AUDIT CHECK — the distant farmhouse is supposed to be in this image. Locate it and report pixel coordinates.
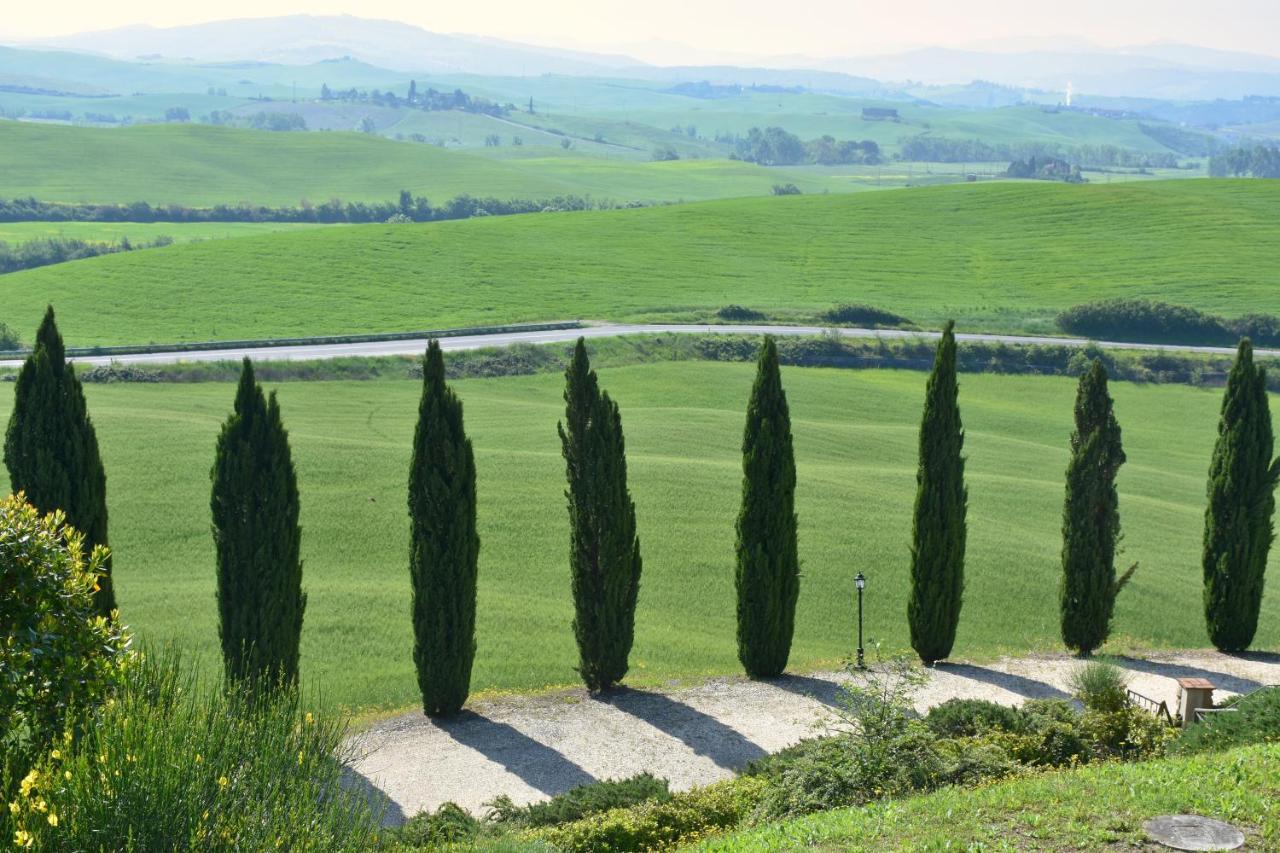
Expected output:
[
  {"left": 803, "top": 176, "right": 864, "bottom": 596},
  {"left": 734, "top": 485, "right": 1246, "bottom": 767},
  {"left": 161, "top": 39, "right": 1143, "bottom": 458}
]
[{"left": 862, "top": 107, "right": 899, "bottom": 121}]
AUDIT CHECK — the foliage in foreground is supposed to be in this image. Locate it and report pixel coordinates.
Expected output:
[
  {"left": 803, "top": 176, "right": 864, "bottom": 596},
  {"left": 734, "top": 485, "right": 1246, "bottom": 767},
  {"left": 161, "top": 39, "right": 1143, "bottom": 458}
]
[
  {"left": 3, "top": 307, "right": 115, "bottom": 615},
  {"left": 0, "top": 494, "right": 131, "bottom": 793},
  {"left": 1202, "top": 340, "right": 1279, "bottom": 652},
  {"left": 735, "top": 337, "right": 800, "bottom": 679},
  {"left": 1172, "top": 686, "right": 1280, "bottom": 755},
  {"left": 559, "top": 339, "right": 643, "bottom": 692},
  {"left": 211, "top": 359, "right": 306, "bottom": 686},
  {"left": 698, "top": 743, "right": 1280, "bottom": 851},
  {"left": 1, "top": 654, "right": 381, "bottom": 851},
  {"left": 908, "top": 322, "right": 967, "bottom": 664},
  {"left": 409, "top": 341, "right": 480, "bottom": 716}
]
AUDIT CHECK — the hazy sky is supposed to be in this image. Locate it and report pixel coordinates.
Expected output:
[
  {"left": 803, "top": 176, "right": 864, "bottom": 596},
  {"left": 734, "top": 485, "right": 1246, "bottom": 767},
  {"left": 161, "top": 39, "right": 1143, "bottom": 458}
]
[{"left": 5, "top": 0, "right": 1279, "bottom": 62}]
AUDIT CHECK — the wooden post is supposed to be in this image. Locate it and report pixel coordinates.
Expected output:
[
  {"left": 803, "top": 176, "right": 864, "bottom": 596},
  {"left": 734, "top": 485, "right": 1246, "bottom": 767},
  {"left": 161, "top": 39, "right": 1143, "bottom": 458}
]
[{"left": 1176, "top": 677, "right": 1215, "bottom": 728}]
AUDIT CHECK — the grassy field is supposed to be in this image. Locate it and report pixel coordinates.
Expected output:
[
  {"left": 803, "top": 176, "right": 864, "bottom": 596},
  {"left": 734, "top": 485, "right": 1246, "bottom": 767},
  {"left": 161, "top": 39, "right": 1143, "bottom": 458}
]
[
  {"left": 699, "top": 743, "right": 1280, "bottom": 850},
  {"left": 0, "top": 221, "right": 328, "bottom": 245},
  {"left": 1, "top": 361, "right": 1274, "bottom": 712},
  {"left": 0, "top": 121, "right": 867, "bottom": 206},
  {"left": 5, "top": 179, "right": 1276, "bottom": 347}
]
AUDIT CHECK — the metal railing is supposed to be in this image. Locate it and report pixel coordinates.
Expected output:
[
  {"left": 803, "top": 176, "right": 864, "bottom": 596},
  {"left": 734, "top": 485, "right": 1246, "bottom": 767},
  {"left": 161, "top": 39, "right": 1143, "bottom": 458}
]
[{"left": 1127, "top": 688, "right": 1176, "bottom": 726}]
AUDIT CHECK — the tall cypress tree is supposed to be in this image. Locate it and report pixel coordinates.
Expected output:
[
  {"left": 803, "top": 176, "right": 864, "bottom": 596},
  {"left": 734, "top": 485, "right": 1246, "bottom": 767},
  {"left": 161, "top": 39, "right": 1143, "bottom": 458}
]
[
  {"left": 735, "top": 337, "right": 799, "bottom": 679},
  {"left": 908, "top": 321, "right": 967, "bottom": 665},
  {"left": 211, "top": 359, "right": 306, "bottom": 687},
  {"left": 4, "top": 306, "right": 114, "bottom": 616},
  {"left": 1060, "top": 359, "right": 1136, "bottom": 656},
  {"left": 1202, "top": 339, "right": 1279, "bottom": 652},
  {"left": 559, "top": 338, "right": 642, "bottom": 692},
  {"left": 409, "top": 341, "right": 479, "bottom": 716}
]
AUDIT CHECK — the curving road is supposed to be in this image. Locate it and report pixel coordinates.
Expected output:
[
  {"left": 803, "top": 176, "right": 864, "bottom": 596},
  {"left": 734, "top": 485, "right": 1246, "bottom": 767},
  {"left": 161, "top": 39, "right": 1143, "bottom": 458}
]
[{"left": 2, "top": 324, "right": 1276, "bottom": 368}]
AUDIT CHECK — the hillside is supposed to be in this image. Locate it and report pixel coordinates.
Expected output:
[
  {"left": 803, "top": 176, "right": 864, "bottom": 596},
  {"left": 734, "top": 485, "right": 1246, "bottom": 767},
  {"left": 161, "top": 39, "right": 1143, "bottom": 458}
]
[
  {"left": 0, "top": 121, "right": 864, "bottom": 205},
  {"left": 5, "top": 180, "right": 1276, "bottom": 347}
]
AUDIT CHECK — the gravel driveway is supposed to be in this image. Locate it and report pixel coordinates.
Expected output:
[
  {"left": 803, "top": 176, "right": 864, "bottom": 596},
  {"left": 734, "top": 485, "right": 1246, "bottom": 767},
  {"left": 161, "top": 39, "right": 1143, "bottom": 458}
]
[{"left": 344, "top": 651, "right": 1280, "bottom": 823}]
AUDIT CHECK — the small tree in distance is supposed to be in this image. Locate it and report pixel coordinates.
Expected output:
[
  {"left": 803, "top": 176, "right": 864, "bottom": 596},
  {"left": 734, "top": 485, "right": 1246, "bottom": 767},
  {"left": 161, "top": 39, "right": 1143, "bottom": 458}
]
[
  {"left": 1202, "top": 339, "right": 1279, "bottom": 652},
  {"left": 736, "top": 337, "right": 800, "bottom": 679},
  {"left": 908, "top": 321, "right": 967, "bottom": 666},
  {"left": 559, "top": 338, "right": 642, "bottom": 692},
  {"left": 211, "top": 359, "right": 306, "bottom": 687},
  {"left": 3, "top": 306, "right": 115, "bottom": 616},
  {"left": 1060, "top": 359, "right": 1137, "bottom": 656},
  {"left": 409, "top": 341, "right": 480, "bottom": 716}
]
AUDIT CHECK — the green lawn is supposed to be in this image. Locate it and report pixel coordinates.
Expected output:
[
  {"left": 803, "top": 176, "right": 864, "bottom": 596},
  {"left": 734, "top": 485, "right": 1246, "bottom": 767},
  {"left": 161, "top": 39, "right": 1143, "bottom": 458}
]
[
  {"left": 5, "top": 180, "right": 1276, "bottom": 347},
  {"left": 1, "top": 362, "right": 1274, "bottom": 712},
  {"left": 697, "top": 743, "right": 1280, "bottom": 850},
  {"left": 0, "top": 221, "right": 328, "bottom": 245}
]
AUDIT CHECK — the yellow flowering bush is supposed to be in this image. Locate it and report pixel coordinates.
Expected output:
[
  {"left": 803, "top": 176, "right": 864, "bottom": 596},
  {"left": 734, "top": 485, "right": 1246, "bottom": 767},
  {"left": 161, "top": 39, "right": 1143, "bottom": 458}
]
[{"left": 1, "top": 494, "right": 132, "bottom": 794}]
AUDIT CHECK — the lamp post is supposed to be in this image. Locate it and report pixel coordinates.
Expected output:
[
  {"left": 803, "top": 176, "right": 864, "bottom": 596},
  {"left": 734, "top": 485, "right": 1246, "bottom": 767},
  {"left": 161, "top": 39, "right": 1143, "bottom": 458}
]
[{"left": 855, "top": 573, "right": 866, "bottom": 669}]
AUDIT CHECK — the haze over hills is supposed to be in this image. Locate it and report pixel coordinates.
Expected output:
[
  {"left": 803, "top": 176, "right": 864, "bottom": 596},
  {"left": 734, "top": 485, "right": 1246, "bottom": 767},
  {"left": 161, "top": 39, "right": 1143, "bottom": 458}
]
[{"left": 7, "top": 14, "right": 1280, "bottom": 99}]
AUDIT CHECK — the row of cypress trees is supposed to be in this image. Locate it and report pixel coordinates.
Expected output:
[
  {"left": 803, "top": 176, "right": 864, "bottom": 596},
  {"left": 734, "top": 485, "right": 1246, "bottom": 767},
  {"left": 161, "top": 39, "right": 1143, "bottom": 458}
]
[{"left": 4, "top": 311, "right": 1276, "bottom": 708}]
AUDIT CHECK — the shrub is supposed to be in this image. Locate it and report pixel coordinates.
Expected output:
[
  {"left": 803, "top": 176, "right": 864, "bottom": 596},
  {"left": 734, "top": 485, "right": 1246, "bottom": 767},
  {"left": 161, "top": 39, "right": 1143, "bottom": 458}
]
[
  {"left": 79, "top": 363, "right": 162, "bottom": 383},
  {"left": 925, "top": 699, "right": 1027, "bottom": 738},
  {"left": 821, "top": 304, "right": 912, "bottom": 327},
  {"left": 1230, "top": 313, "right": 1280, "bottom": 347},
  {"left": 0, "top": 494, "right": 132, "bottom": 792},
  {"left": 525, "top": 776, "right": 767, "bottom": 852},
  {"left": 398, "top": 802, "right": 482, "bottom": 846},
  {"left": 1056, "top": 299, "right": 1230, "bottom": 345},
  {"left": 487, "top": 773, "right": 671, "bottom": 827},
  {"left": 933, "top": 737, "right": 1023, "bottom": 786},
  {"left": 1172, "top": 686, "right": 1280, "bottom": 755},
  {"left": 0, "top": 321, "right": 19, "bottom": 350},
  {"left": 1, "top": 653, "right": 381, "bottom": 850},
  {"left": 1081, "top": 706, "right": 1174, "bottom": 760},
  {"left": 1067, "top": 661, "right": 1131, "bottom": 713},
  {"left": 715, "top": 305, "right": 766, "bottom": 322}
]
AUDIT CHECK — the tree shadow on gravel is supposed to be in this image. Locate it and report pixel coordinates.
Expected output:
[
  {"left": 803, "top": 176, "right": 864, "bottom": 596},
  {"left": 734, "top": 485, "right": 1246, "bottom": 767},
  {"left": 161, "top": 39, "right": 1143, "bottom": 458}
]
[
  {"left": 936, "top": 663, "right": 1072, "bottom": 701},
  {"left": 340, "top": 765, "right": 408, "bottom": 826},
  {"left": 767, "top": 673, "right": 847, "bottom": 710},
  {"left": 1109, "top": 656, "right": 1266, "bottom": 696},
  {"left": 600, "top": 687, "right": 768, "bottom": 771},
  {"left": 435, "top": 711, "right": 597, "bottom": 797}
]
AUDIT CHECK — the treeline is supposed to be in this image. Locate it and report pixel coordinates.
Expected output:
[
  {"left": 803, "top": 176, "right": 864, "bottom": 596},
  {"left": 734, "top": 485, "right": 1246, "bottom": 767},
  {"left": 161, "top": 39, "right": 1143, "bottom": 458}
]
[
  {"left": 1057, "top": 299, "right": 1280, "bottom": 348},
  {"left": 321, "top": 81, "right": 512, "bottom": 116},
  {"left": 0, "top": 235, "right": 173, "bottom": 275},
  {"left": 899, "top": 135, "right": 1181, "bottom": 168},
  {"left": 0, "top": 191, "right": 641, "bottom": 225},
  {"left": 1006, "top": 156, "right": 1085, "bottom": 183},
  {"left": 1209, "top": 145, "right": 1280, "bottom": 178},
  {"left": 204, "top": 111, "right": 308, "bottom": 132},
  {"left": 724, "top": 126, "right": 881, "bottom": 165}
]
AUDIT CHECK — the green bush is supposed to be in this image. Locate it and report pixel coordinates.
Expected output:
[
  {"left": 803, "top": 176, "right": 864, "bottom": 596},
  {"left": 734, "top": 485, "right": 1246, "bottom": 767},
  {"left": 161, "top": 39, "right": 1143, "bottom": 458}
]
[
  {"left": 933, "top": 737, "right": 1023, "bottom": 786},
  {"left": 925, "top": 699, "right": 1027, "bottom": 737},
  {"left": 0, "top": 321, "right": 19, "bottom": 351},
  {"left": 1056, "top": 299, "right": 1232, "bottom": 345},
  {"left": 1081, "top": 706, "right": 1174, "bottom": 760},
  {"left": 821, "top": 304, "right": 912, "bottom": 327},
  {"left": 0, "top": 494, "right": 132, "bottom": 794},
  {"left": 525, "top": 776, "right": 767, "bottom": 852},
  {"left": 1172, "top": 687, "right": 1280, "bottom": 755},
  {"left": 487, "top": 773, "right": 671, "bottom": 828},
  {"left": 1, "top": 652, "right": 382, "bottom": 850},
  {"left": 397, "top": 802, "right": 482, "bottom": 847},
  {"left": 716, "top": 305, "right": 766, "bottom": 322},
  {"left": 1067, "top": 661, "right": 1131, "bottom": 713}
]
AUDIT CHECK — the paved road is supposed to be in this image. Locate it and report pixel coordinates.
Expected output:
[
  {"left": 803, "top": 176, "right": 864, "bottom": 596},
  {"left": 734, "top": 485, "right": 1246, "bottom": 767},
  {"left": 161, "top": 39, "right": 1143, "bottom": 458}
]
[{"left": 4, "top": 324, "right": 1276, "bottom": 368}]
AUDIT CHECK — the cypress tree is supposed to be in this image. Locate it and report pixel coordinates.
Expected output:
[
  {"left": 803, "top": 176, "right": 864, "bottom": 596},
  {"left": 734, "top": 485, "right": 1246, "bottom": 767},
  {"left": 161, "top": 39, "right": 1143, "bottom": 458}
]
[
  {"left": 409, "top": 341, "right": 479, "bottom": 716},
  {"left": 211, "top": 359, "right": 306, "bottom": 687},
  {"left": 558, "top": 338, "right": 642, "bottom": 692},
  {"left": 908, "top": 321, "right": 967, "bottom": 665},
  {"left": 1060, "top": 359, "right": 1136, "bottom": 656},
  {"left": 4, "top": 306, "right": 114, "bottom": 616},
  {"left": 1202, "top": 339, "right": 1279, "bottom": 652},
  {"left": 735, "top": 337, "right": 799, "bottom": 679}
]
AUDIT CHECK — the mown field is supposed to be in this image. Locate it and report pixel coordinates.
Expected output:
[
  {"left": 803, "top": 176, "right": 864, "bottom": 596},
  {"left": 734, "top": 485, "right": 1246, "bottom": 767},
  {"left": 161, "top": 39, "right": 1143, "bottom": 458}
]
[
  {"left": 0, "top": 121, "right": 863, "bottom": 206},
  {"left": 4, "top": 179, "right": 1276, "bottom": 347},
  {"left": 1, "top": 361, "right": 1274, "bottom": 712},
  {"left": 0, "top": 221, "right": 327, "bottom": 244}
]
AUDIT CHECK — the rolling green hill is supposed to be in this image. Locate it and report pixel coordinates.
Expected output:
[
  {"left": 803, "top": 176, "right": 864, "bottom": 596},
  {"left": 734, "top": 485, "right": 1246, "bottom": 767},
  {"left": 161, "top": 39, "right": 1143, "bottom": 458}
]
[
  {"left": 5, "top": 180, "right": 1276, "bottom": 347},
  {"left": 0, "top": 120, "right": 872, "bottom": 206},
  {"left": 0, "top": 363, "right": 1273, "bottom": 710}
]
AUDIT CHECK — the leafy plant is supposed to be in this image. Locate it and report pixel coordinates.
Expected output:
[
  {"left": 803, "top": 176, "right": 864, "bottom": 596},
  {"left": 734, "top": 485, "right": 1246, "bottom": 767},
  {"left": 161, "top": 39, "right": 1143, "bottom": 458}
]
[
  {"left": 1172, "top": 686, "right": 1280, "bottom": 755},
  {"left": 925, "top": 698, "right": 1027, "bottom": 737},
  {"left": 486, "top": 774, "right": 671, "bottom": 828},
  {"left": 820, "top": 304, "right": 911, "bottom": 327},
  {"left": 1067, "top": 661, "right": 1131, "bottom": 713}
]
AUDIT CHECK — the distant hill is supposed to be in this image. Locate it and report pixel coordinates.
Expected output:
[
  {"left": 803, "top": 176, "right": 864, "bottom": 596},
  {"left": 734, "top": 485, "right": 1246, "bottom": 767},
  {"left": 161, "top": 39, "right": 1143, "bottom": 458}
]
[{"left": 17, "top": 15, "right": 645, "bottom": 76}]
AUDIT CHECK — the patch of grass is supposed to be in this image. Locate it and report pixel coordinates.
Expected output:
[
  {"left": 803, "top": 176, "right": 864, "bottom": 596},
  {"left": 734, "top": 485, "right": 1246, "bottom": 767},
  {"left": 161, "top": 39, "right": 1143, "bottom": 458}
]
[
  {"left": 696, "top": 743, "right": 1280, "bottom": 850},
  {"left": 0, "top": 362, "right": 1275, "bottom": 712},
  {"left": 6, "top": 180, "right": 1279, "bottom": 346}
]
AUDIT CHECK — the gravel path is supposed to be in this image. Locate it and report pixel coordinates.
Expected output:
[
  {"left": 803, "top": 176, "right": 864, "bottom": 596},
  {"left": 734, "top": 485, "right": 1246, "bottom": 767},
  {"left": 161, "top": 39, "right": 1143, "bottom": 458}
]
[{"left": 344, "top": 651, "right": 1280, "bottom": 823}]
